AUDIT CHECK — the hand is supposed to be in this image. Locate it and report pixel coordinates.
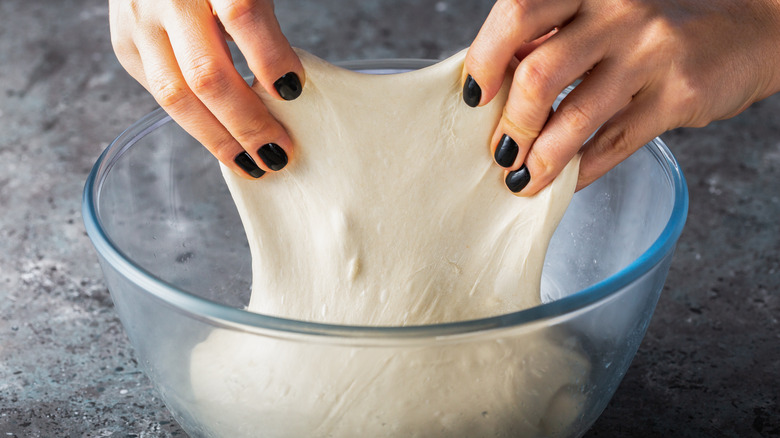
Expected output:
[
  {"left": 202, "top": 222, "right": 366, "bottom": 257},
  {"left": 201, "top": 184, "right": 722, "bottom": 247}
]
[
  {"left": 464, "top": 0, "right": 780, "bottom": 195},
  {"left": 109, "top": 0, "right": 304, "bottom": 179}
]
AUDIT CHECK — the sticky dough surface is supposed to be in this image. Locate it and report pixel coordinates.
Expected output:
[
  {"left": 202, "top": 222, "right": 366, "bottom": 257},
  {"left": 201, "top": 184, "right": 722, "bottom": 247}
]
[
  {"left": 188, "top": 50, "right": 587, "bottom": 438},
  {"left": 221, "top": 49, "right": 580, "bottom": 326}
]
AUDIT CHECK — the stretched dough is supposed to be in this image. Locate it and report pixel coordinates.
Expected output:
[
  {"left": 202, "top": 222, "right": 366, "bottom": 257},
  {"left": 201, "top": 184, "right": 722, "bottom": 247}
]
[
  {"left": 187, "top": 50, "right": 587, "bottom": 438},
  {"left": 221, "top": 49, "right": 580, "bottom": 326}
]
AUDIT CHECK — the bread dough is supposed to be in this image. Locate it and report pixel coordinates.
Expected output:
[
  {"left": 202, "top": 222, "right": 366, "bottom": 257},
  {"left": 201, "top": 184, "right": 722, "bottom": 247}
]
[
  {"left": 188, "top": 327, "right": 590, "bottom": 438},
  {"left": 221, "top": 49, "right": 580, "bottom": 326},
  {"left": 187, "top": 49, "right": 588, "bottom": 437}
]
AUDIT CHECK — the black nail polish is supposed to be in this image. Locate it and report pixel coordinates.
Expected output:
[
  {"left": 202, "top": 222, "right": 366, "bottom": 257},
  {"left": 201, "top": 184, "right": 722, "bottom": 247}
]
[
  {"left": 506, "top": 164, "right": 531, "bottom": 193},
  {"left": 495, "top": 134, "right": 519, "bottom": 168},
  {"left": 234, "top": 152, "right": 266, "bottom": 178},
  {"left": 257, "top": 143, "right": 288, "bottom": 171},
  {"left": 274, "top": 72, "right": 302, "bottom": 101},
  {"left": 463, "top": 74, "right": 481, "bottom": 108}
]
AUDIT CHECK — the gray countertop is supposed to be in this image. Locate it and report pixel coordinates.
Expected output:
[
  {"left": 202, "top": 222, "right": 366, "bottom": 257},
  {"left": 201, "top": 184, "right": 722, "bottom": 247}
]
[{"left": 1, "top": 1, "right": 777, "bottom": 436}]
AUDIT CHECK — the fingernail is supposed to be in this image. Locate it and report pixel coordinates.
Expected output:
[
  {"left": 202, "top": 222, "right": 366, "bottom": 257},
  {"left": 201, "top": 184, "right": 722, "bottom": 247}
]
[
  {"left": 274, "top": 72, "right": 302, "bottom": 101},
  {"left": 494, "top": 134, "right": 519, "bottom": 168},
  {"left": 463, "top": 74, "right": 481, "bottom": 107},
  {"left": 257, "top": 143, "right": 288, "bottom": 171},
  {"left": 234, "top": 151, "right": 266, "bottom": 178},
  {"left": 506, "top": 164, "right": 531, "bottom": 193}
]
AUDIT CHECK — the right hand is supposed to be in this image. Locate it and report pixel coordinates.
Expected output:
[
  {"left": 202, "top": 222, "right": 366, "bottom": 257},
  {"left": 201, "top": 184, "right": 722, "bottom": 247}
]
[
  {"left": 464, "top": 0, "right": 780, "bottom": 195},
  {"left": 109, "top": 0, "right": 304, "bottom": 179}
]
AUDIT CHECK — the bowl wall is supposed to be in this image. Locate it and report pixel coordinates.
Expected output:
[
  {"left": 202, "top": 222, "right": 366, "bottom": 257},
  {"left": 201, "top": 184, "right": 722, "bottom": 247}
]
[{"left": 84, "top": 69, "right": 687, "bottom": 437}]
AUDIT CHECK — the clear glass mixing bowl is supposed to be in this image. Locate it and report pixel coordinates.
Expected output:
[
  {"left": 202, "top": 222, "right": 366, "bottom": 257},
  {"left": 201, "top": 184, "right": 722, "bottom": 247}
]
[{"left": 83, "top": 60, "right": 688, "bottom": 438}]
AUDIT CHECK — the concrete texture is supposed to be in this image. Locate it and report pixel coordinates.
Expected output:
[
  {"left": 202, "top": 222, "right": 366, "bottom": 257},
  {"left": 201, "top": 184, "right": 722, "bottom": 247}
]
[{"left": 0, "top": 0, "right": 777, "bottom": 436}]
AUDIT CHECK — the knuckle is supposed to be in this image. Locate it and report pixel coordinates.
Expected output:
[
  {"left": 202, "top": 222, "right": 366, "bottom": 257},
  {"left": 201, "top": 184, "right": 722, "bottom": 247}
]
[
  {"left": 150, "top": 77, "right": 190, "bottom": 109},
  {"left": 671, "top": 85, "right": 703, "bottom": 126},
  {"left": 530, "top": 151, "right": 555, "bottom": 176},
  {"left": 556, "top": 101, "right": 595, "bottom": 136},
  {"left": 637, "top": 13, "right": 686, "bottom": 61},
  {"left": 185, "top": 56, "right": 229, "bottom": 96},
  {"left": 656, "top": 66, "right": 708, "bottom": 128},
  {"left": 234, "top": 115, "right": 276, "bottom": 145},
  {"left": 110, "top": 36, "right": 136, "bottom": 64},
  {"left": 596, "top": 125, "right": 633, "bottom": 158},
  {"left": 502, "top": 0, "right": 531, "bottom": 19},
  {"left": 633, "top": 11, "right": 711, "bottom": 128},
  {"left": 515, "top": 59, "right": 557, "bottom": 102},
  {"left": 109, "top": 31, "right": 124, "bottom": 52},
  {"left": 211, "top": 136, "right": 241, "bottom": 159},
  {"left": 219, "top": 0, "right": 260, "bottom": 24},
  {"left": 672, "top": 78, "right": 707, "bottom": 125},
  {"left": 128, "top": 0, "right": 142, "bottom": 21},
  {"left": 645, "top": 16, "right": 678, "bottom": 42},
  {"left": 501, "top": 111, "right": 541, "bottom": 142},
  {"left": 109, "top": 2, "right": 142, "bottom": 56}
]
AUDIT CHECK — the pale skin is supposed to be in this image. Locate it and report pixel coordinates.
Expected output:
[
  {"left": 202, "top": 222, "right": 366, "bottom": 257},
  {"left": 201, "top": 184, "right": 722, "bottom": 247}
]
[
  {"left": 110, "top": 0, "right": 780, "bottom": 193},
  {"left": 109, "top": 0, "right": 304, "bottom": 178}
]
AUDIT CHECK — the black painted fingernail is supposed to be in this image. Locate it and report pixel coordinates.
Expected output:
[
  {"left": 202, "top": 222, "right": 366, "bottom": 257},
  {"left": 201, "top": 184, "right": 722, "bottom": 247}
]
[
  {"left": 463, "top": 74, "right": 481, "bottom": 107},
  {"left": 274, "top": 72, "right": 302, "bottom": 101},
  {"left": 506, "top": 164, "right": 531, "bottom": 193},
  {"left": 234, "top": 152, "right": 266, "bottom": 178},
  {"left": 495, "top": 134, "right": 519, "bottom": 168},
  {"left": 257, "top": 143, "right": 288, "bottom": 171}
]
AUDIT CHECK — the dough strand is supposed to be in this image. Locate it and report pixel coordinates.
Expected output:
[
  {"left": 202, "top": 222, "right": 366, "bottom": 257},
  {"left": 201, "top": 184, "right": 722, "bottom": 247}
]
[{"left": 220, "top": 48, "right": 580, "bottom": 326}]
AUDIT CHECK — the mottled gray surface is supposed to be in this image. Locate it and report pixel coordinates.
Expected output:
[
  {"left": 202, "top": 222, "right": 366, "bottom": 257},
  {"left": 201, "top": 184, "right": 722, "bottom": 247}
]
[{"left": 0, "top": 0, "right": 778, "bottom": 437}]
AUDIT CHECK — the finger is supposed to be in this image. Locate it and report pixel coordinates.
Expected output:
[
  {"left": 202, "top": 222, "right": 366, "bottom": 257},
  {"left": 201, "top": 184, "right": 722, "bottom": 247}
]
[
  {"left": 211, "top": 0, "right": 305, "bottom": 101},
  {"left": 111, "top": 39, "right": 144, "bottom": 85},
  {"left": 108, "top": 0, "right": 145, "bottom": 81},
  {"left": 576, "top": 91, "right": 668, "bottom": 191},
  {"left": 463, "top": 0, "right": 581, "bottom": 107},
  {"left": 491, "top": 18, "right": 608, "bottom": 179},
  {"left": 508, "top": 58, "right": 643, "bottom": 196},
  {"left": 165, "top": 3, "right": 293, "bottom": 172},
  {"left": 135, "top": 28, "right": 264, "bottom": 180},
  {"left": 514, "top": 29, "right": 557, "bottom": 61}
]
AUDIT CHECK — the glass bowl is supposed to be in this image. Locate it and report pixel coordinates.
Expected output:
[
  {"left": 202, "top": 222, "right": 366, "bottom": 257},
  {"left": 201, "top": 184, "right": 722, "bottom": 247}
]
[{"left": 82, "top": 60, "right": 688, "bottom": 438}]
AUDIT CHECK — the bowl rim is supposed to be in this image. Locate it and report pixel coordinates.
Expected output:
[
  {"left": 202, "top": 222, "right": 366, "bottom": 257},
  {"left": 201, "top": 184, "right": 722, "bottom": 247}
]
[{"left": 82, "top": 60, "right": 689, "bottom": 340}]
